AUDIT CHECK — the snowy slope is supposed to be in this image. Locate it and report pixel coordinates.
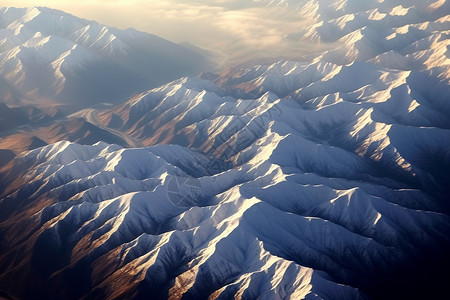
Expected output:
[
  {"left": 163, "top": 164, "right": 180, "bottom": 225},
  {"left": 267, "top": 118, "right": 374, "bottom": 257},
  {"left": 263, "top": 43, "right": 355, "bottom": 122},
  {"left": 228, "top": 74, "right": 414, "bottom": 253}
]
[
  {"left": 0, "top": 7, "right": 212, "bottom": 106},
  {"left": 1, "top": 1, "right": 450, "bottom": 299}
]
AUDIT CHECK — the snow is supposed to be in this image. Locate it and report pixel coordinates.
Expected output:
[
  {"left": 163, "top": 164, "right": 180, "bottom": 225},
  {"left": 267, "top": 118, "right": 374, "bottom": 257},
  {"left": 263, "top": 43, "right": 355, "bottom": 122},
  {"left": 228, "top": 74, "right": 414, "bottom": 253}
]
[
  {"left": 1, "top": 1, "right": 450, "bottom": 299},
  {"left": 0, "top": 7, "right": 212, "bottom": 105}
]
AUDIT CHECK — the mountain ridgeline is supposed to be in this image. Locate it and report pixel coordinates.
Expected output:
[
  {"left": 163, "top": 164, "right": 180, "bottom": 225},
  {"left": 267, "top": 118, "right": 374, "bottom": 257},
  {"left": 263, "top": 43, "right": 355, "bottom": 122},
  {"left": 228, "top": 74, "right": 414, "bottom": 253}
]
[
  {"left": 0, "top": 7, "right": 213, "bottom": 106},
  {"left": 0, "top": 0, "right": 450, "bottom": 299}
]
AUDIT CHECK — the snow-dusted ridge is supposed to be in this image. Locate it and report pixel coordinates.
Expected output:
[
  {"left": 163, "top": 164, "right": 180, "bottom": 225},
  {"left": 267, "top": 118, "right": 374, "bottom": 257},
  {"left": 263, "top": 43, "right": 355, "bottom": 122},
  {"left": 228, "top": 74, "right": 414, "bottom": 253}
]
[
  {"left": 1, "top": 1, "right": 450, "bottom": 299},
  {"left": 0, "top": 7, "right": 212, "bottom": 106}
]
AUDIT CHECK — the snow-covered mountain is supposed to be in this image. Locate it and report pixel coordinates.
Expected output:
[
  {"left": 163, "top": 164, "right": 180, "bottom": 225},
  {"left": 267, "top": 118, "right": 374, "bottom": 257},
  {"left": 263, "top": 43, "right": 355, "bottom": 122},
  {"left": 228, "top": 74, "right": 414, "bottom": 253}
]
[
  {"left": 1, "top": 1, "right": 450, "bottom": 299},
  {"left": 0, "top": 7, "right": 213, "bottom": 106}
]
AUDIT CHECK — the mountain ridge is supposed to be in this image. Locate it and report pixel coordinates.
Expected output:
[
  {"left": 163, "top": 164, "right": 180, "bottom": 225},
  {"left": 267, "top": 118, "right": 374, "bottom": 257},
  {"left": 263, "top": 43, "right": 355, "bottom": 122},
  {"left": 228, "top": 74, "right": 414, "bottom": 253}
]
[
  {"left": 0, "top": 1, "right": 450, "bottom": 299},
  {"left": 0, "top": 6, "right": 214, "bottom": 106}
]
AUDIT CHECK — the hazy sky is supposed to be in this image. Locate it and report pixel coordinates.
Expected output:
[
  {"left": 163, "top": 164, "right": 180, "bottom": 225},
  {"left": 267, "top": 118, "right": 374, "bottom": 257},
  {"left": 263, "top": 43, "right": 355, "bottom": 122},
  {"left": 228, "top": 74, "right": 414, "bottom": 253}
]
[{"left": 0, "top": 0, "right": 315, "bottom": 66}]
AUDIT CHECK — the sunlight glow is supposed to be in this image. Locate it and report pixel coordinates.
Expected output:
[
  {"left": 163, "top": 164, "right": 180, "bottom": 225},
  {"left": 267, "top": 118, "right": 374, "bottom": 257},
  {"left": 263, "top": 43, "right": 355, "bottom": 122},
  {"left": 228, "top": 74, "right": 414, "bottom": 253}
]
[{"left": 0, "top": 0, "right": 313, "bottom": 65}]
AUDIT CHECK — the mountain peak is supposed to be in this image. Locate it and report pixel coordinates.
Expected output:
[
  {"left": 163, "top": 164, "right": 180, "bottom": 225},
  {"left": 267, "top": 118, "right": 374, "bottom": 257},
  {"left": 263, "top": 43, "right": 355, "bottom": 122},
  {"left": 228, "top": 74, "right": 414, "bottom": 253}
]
[
  {"left": 0, "top": 1, "right": 449, "bottom": 299},
  {"left": 0, "top": 6, "right": 214, "bottom": 106}
]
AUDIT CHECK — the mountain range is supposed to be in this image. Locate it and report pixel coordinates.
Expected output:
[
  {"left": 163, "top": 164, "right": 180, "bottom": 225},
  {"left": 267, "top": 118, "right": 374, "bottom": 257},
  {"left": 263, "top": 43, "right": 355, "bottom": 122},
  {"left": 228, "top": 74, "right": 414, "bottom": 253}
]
[
  {"left": 0, "top": 6, "right": 213, "bottom": 106},
  {"left": 0, "top": 1, "right": 449, "bottom": 299}
]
